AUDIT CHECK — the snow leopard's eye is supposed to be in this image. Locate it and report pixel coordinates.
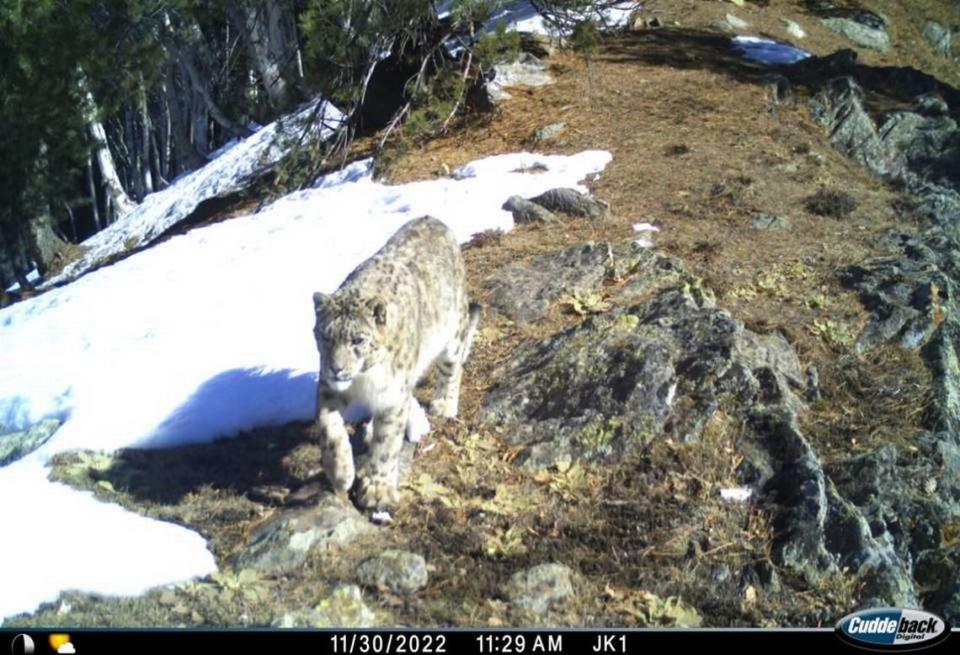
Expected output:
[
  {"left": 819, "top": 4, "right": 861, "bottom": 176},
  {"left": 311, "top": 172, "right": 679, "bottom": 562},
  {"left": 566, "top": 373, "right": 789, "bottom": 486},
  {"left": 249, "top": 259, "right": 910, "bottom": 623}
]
[{"left": 351, "top": 335, "right": 366, "bottom": 346}]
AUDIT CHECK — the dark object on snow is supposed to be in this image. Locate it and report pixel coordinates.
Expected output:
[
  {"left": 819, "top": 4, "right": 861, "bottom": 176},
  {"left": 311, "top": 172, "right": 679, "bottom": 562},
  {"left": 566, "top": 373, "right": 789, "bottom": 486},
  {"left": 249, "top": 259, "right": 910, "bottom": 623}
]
[
  {"left": 528, "top": 187, "right": 609, "bottom": 221},
  {"left": 502, "top": 195, "right": 561, "bottom": 225}
]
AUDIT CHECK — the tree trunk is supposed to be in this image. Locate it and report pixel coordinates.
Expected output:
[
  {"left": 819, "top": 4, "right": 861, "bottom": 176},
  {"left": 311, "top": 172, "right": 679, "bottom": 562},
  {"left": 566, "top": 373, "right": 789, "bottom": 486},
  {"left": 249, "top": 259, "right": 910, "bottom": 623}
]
[
  {"left": 165, "top": 64, "right": 206, "bottom": 174},
  {"left": 124, "top": 107, "right": 144, "bottom": 201},
  {"left": 80, "top": 77, "right": 139, "bottom": 221},
  {"left": 139, "top": 81, "right": 154, "bottom": 195},
  {"left": 229, "top": 0, "right": 301, "bottom": 111},
  {"left": 191, "top": 92, "right": 209, "bottom": 156},
  {"left": 86, "top": 155, "right": 102, "bottom": 232},
  {"left": 64, "top": 202, "right": 77, "bottom": 242},
  {"left": 91, "top": 116, "right": 139, "bottom": 218}
]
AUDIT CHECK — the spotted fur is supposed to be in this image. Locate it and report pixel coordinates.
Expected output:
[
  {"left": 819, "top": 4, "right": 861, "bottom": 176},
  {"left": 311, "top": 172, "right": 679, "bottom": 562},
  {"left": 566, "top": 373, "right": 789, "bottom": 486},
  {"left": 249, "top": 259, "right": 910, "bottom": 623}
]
[{"left": 312, "top": 216, "right": 480, "bottom": 512}]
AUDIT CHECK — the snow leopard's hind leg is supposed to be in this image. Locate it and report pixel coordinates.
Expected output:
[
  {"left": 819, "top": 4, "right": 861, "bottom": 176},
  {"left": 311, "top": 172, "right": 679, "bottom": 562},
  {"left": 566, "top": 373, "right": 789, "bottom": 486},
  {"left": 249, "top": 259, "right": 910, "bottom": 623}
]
[{"left": 431, "top": 301, "right": 481, "bottom": 419}]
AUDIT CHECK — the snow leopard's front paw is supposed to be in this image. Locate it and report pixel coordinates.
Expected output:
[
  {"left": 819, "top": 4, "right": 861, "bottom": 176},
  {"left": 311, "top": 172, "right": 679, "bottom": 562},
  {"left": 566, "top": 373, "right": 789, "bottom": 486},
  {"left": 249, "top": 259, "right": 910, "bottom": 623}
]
[
  {"left": 356, "top": 476, "right": 401, "bottom": 512},
  {"left": 429, "top": 398, "right": 458, "bottom": 419}
]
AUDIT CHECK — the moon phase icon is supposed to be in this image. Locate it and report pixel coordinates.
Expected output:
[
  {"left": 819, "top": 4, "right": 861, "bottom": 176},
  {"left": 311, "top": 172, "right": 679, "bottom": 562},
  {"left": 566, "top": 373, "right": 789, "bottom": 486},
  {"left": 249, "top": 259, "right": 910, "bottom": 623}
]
[{"left": 10, "top": 634, "right": 35, "bottom": 655}]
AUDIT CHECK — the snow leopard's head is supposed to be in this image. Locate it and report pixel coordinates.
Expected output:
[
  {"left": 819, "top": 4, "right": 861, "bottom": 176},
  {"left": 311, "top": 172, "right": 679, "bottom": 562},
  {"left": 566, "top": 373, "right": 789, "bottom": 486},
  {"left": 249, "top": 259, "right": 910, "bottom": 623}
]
[{"left": 313, "top": 291, "right": 388, "bottom": 391}]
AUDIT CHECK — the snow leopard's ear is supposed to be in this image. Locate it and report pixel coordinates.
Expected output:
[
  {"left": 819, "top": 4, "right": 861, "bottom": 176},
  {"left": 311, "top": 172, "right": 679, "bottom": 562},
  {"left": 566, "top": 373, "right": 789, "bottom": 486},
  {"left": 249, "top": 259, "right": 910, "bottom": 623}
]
[
  {"left": 368, "top": 297, "right": 388, "bottom": 326},
  {"left": 313, "top": 292, "right": 332, "bottom": 316}
]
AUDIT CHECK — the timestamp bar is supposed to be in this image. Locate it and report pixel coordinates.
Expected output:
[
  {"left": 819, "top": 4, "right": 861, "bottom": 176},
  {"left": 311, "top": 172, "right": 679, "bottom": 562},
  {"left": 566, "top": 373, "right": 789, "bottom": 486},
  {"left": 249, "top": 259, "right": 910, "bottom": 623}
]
[{"left": 4, "top": 627, "right": 958, "bottom": 655}]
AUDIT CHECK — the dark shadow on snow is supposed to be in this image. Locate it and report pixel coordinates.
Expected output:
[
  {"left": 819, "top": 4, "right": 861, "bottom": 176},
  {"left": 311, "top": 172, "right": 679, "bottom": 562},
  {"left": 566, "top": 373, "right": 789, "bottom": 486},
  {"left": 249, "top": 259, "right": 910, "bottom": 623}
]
[{"left": 83, "top": 367, "right": 324, "bottom": 506}]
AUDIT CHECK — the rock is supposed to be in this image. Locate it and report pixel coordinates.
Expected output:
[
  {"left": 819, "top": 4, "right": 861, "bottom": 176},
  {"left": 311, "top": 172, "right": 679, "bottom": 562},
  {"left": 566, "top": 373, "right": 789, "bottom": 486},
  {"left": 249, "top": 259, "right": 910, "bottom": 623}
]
[
  {"left": 356, "top": 550, "right": 428, "bottom": 595},
  {"left": 486, "top": 54, "right": 553, "bottom": 103},
  {"left": 0, "top": 418, "right": 61, "bottom": 466},
  {"left": 481, "top": 284, "right": 807, "bottom": 466},
  {"left": 747, "top": 411, "right": 835, "bottom": 582},
  {"left": 781, "top": 18, "right": 806, "bottom": 39},
  {"left": 821, "top": 14, "right": 890, "bottom": 52},
  {"left": 839, "top": 244, "right": 951, "bottom": 353},
  {"left": 502, "top": 196, "right": 561, "bottom": 226},
  {"left": 711, "top": 20, "right": 735, "bottom": 34},
  {"left": 798, "top": 45, "right": 960, "bottom": 616},
  {"left": 876, "top": 110, "right": 959, "bottom": 190},
  {"left": 916, "top": 93, "right": 950, "bottom": 117},
  {"left": 824, "top": 434, "right": 960, "bottom": 613},
  {"left": 725, "top": 13, "right": 749, "bottom": 30},
  {"left": 533, "top": 121, "right": 566, "bottom": 142},
  {"left": 824, "top": 477, "right": 917, "bottom": 608},
  {"left": 630, "top": 13, "right": 664, "bottom": 31},
  {"left": 751, "top": 213, "right": 790, "bottom": 230},
  {"left": 484, "top": 240, "right": 654, "bottom": 323},
  {"left": 503, "top": 563, "right": 574, "bottom": 615},
  {"left": 915, "top": 544, "right": 960, "bottom": 624},
  {"left": 923, "top": 21, "right": 952, "bottom": 57},
  {"left": 810, "top": 77, "right": 894, "bottom": 177},
  {"left": 528, "top": 188, "right": 609, "bottom": 221},
  {"left": 235, "top": 494, "right": 375, "bottom": 573},
  {"left": 273, "top": 584, "right": 375, "bottom": 627}
]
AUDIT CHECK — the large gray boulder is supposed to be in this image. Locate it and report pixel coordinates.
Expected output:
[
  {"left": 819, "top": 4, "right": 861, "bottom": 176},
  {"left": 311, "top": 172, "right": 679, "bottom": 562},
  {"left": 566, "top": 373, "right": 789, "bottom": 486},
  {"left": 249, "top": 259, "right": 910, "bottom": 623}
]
[{"left": 821, "top": 13, "right": 889, "bottom": 52}]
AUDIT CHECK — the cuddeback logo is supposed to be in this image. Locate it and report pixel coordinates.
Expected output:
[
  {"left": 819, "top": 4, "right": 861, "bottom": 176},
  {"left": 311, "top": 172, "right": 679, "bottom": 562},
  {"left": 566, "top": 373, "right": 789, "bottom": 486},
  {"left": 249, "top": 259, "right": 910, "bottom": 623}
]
[{"left": 836, "top": 608, "right": 950, "bottom": 651}]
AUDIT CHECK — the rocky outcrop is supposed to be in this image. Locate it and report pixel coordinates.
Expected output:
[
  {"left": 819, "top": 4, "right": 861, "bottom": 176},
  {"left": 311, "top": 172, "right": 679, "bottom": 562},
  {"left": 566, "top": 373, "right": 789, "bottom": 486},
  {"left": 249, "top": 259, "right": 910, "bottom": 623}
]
[
  {"left": 798, "top": 57, "right": 960, "bottom": 618},
  {"left": 810, "top": 74, "right": 959, "bottom": 189},
  {"left": 479, "top": 239, "right": 925, "bottom": 599}
]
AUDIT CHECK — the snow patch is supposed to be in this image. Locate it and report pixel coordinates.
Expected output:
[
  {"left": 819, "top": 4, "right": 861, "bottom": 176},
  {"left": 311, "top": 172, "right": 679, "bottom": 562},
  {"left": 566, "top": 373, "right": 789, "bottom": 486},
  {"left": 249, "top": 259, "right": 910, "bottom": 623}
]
[
  {"left": 438, "top": 1, "right": 639, "bottom": 55},
  {"left": 720, "top": 486, "right": 754, "bottom": 503},
  {"left": 732, "top": 36, "right": 811, "bottom": 65}
]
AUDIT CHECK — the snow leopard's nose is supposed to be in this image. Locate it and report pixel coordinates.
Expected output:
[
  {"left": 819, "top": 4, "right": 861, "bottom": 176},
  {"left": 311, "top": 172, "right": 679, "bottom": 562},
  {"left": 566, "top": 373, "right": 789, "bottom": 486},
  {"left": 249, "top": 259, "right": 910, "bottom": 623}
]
[{"left": 331, "top": 366, "right": 352, "bottom": 382}]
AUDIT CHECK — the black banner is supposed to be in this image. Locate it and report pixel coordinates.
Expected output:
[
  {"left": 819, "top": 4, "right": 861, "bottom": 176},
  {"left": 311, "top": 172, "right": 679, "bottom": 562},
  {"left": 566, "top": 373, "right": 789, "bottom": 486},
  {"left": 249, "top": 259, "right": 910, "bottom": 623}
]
[{"left": 3, "top": 629, "right": 959, "bottom": 655}]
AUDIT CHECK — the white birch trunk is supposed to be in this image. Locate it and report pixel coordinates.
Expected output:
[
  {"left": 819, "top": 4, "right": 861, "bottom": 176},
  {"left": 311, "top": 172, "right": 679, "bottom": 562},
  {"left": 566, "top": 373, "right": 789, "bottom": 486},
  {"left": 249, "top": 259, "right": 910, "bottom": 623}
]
[{"left": 80, "top": 79, "right": 138, "bottom": 220}]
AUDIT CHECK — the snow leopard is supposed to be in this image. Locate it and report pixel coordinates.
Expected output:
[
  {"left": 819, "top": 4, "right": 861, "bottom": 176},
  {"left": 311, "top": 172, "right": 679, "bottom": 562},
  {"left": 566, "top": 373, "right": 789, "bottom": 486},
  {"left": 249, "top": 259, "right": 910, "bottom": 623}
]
[{"left": 312, "top": 216, "right": 480, "bottom": 514}]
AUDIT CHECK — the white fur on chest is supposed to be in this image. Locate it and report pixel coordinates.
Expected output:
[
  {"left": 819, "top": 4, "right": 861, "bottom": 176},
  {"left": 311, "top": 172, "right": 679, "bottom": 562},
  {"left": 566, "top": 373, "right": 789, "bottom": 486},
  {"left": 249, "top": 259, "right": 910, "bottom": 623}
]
[{"left": 340, "top": 362, "right": 406, "bottom": 414}]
